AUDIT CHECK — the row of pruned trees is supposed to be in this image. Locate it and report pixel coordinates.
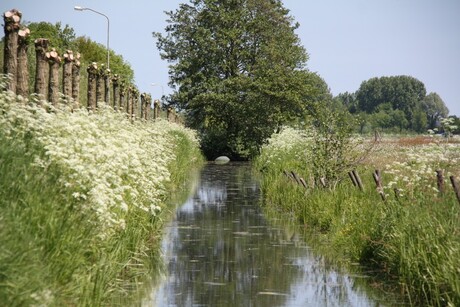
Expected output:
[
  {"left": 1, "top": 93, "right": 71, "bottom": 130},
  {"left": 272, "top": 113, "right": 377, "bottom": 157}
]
[{"left": 2, "top": 8, "right": 178, "bottom": 122}]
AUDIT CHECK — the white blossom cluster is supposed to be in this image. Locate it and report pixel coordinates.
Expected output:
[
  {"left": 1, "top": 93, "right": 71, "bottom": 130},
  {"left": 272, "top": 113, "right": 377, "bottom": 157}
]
[
  {"left": 384, "top": 141, "right": 460, "bottom": 198},
  {"left": 0, "top": 86, "right": 199, "bottom": 237},
  {"left": 257, "top": 126, "right": 312, "bottom": 169}
]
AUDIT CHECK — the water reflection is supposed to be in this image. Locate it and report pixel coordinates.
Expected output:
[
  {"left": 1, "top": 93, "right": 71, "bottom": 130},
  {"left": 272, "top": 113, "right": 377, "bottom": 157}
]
[{"left": 146, "top": 162, "right": 388, "bottom": 306}]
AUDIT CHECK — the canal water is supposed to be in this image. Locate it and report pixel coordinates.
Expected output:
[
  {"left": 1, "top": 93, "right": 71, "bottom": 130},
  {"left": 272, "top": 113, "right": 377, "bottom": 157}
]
[{"left": 145, "top": 162, "right": 394, "bottom": 306}]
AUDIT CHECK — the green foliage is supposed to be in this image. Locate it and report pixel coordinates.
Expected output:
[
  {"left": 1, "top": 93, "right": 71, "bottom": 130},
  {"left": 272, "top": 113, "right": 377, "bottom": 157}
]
[
  {"left": 308, "top": 109, "right": 360, "bottom": 187},
  {"left": 154, "top": 0, "right": 322, "bottom": 159},
  {"left": 356, "top": 75, "right": 427, "bottom": 129},
  {"left": 74, "top": 36, "right": 134, "bottom": 82},
  {"left": 449, "top": 115, "right": 460, "bottom": 135},
  {"left": 334, "top": 91, "right": 358, "bottom": 113},
  {"left": 27, "top": 21, "right": 77, "bottom": 51},
  {"left": 256, "top": 108, "right": 363, "bottom": 189},
  {"left": 336, "top": 76, "right": 451, "bottom": 134},
  {"left": 422, "top": 92, "right": 449, "bottom": 129}
]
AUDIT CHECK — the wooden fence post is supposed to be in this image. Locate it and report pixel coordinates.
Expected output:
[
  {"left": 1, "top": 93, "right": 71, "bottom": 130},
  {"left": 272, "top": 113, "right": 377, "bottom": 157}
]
[
  {"left": 348, "top": 171, "right": 358, "bottom": 187},
  {"left": 291, "top": 171, "right": 301, "bottom": 185},
  {"left": 436, "top": 170, "right": 445, "bottom": 195},
  {"left": 372, "top": 169, "right": 386, "bottom": 201},
  {"left": 34, "top": 38, "right": 49, "bottom": 100},
  {"left": 352, "top": 170, "right": 364, "bottom": 191},
  {"left": 16, "top": 26, "right": 30, "bottom": 97},
  {"left": 47, "top": 48, "right": 61, "bottom": 106},
  {"left": 71, "top": 52, "right": 81, "bottom": 107},
  {"left": 3, "top": 9, "right": 21, "bottom": 93},
  {"left": 450, "top": 176, "right": 460, "bottom": 205},
  {"left": 299, "top": 178, "right": 308, "bottom": 189}
]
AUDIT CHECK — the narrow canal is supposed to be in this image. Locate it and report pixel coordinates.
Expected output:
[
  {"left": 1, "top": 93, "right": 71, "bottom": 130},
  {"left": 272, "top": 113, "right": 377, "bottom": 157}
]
[{"left": 146, "top": 162, "right": 394, "bottom": 306}]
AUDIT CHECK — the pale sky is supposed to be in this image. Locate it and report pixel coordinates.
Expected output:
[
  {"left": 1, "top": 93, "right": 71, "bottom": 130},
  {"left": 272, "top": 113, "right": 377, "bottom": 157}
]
[{"left": 2, "top": 0, "right": 459, "bottom": 115}]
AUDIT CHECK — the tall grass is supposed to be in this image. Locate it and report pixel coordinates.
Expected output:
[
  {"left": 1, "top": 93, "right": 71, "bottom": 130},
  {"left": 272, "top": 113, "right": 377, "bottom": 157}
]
[
  {"left": 255, "top": 126, "right": 460, "bottom": 306},
  {"left": 0, "top": 78, "right": 203, "bottom": 306}
]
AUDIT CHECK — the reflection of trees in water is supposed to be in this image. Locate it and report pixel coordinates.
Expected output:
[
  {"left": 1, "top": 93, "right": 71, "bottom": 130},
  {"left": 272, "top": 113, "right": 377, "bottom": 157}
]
[{"left": 153, "top": 163, "right": 383, "bottom": 307}]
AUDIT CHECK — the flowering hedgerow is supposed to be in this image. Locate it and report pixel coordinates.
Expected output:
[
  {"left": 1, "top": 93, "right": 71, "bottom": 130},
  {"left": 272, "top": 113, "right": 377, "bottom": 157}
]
[{"left": 0, "top": 85, "right": 200, "bottom": 238}]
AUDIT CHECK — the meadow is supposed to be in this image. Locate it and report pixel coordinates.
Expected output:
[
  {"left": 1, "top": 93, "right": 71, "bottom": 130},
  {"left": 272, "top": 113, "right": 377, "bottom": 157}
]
[
  {"left": 0, "top": 75, "right": 203, "bottom": 306},
  {"left": 255, "top": 126, "right": 460, "bottom": 306}
]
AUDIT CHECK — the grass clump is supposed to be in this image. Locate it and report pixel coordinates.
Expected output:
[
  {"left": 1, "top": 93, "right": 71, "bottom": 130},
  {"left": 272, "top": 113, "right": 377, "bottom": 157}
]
[{"left": 0, "top": 78, "right": 203, "bottom": 306}]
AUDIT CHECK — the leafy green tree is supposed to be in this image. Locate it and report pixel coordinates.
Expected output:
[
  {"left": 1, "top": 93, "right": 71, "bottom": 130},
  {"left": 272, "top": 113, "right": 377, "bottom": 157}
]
[
  {"left": 355, "top": 75, "right": 426, "bottom": 129},
  {"left": 28, "top": 22, "right": 76, "bottom": 51},
  {"left": 74, "top": 36, "right": 134, "bottom": 82},
  {"left": 421, "top": 92, "right": 449, "bottom": 129},
  {"left": 449, "top": 115, "right": 460, "bottom": 135},
  {"left": 334, "top": 91, "right": 358, "bottom": 113},
  {"left": 154, "top": 0, "right": 318, "bottom": 159},
  {"left": 392, "top": 108, "right": 410, "bottom": 132}
]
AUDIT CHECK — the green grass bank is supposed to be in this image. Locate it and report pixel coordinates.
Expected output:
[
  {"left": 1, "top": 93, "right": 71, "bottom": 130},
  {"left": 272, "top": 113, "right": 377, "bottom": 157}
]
[
  {"left": 0, "top": 80, "right": 203, "bottom": 306},
  {"left": 254, "top": 127, "right": 460, "bottom": 306}
]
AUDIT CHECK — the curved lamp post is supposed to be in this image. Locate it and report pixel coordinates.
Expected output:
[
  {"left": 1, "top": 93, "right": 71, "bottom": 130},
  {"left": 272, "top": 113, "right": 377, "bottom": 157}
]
[{"left": 74, "top": 6, "right": 110, "bottom": 70}]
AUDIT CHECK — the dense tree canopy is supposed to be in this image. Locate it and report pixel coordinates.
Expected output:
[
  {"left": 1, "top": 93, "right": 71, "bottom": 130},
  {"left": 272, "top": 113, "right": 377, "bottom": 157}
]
[
  {"left": 334, "top": 75, "right": 450, "bottom": 133},
  {"left": 422, "top": 92, "right": 449, "bottom": 129},
  {"left": 356, "top": 75, "right": 426, "bottom": 127},
  {"left": 154, "top": 0, "right": 321, "bottom": 159}
]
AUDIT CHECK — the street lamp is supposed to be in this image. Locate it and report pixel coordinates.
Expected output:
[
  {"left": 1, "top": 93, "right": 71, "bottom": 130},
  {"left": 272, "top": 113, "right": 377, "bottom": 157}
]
[{"left": 74, "top": 6, "right": 110, "bottom": 70}]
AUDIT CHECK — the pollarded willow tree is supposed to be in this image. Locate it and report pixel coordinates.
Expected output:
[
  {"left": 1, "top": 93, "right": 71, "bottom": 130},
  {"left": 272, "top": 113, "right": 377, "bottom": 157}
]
[{"left": 154, "top": 0, "right": 321, "bottom": 159}]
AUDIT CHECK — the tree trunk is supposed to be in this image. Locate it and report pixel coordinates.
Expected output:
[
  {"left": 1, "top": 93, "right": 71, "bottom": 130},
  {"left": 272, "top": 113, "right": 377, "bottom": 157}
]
[
  {"left": 146, "top": 94, "right": 152, "bottom": 120},
  {"left": 34, "top": 38, "right": 49, "bottom": 100},
  {"left": 96, "top": 67, "right": 105, "bottom": 106},
  {"left": 47, "top": 49, "right": 61, "bottom": 106},
  {"left": 62, "top": 50, "right": 73, "bottom": 100},
  {"left": 16, "top": 27, "right": 30, "bottom": 97},
  {"left": 132, "top": 90, "right": 137, "bottom": 121},
  {"left": 119, "top": 83, "right": 126, "bottom": 112},
  {"left": 104, "top": 68, "right": 110, "bottom": 104},
  {"left": 87, "top": 62, "right": 98, "bottom": 111},
  {"left": 125, "top": 86, "right": 131, "bottom": 117},
  {"left": 3, "top": 9, "right": 22, "bottom": 92},
  {"left": 167, "top": 107, "right": 172, "bottom": 122},
  {"left": 71, "top": 52, "right": 81, "bottom": 107},
  {"left": 112, "top": 74, "right": 119, "bottom": 110},
  {"left": 154, "top": 99, "right": 160, "bottom": 120},
  {"left": 140, "top": 93, "right": 147, "bottom": 120}
]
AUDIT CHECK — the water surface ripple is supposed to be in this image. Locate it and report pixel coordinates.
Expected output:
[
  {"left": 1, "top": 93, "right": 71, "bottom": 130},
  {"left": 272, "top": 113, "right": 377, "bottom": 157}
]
[{"left": 147, "top": 162, "right": 390, "bottom": 306}]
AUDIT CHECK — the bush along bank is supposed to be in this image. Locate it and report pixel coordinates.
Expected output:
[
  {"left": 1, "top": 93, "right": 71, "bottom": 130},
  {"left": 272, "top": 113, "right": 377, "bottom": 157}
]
[
  {"left": 254, "top": 125, "right": 460, "bottom": 306},
  {"left": 0, "top": 81, "right": 203, "bottom": 306}
]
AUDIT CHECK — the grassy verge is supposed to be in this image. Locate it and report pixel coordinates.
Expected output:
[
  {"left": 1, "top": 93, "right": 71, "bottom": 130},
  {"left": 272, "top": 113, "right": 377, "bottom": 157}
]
[
  {"left": 254, "top": 127, "right": 460, "bottom": 306},
  {"left": 0, "top": 83, "right": 203, "bottom": 306}
]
